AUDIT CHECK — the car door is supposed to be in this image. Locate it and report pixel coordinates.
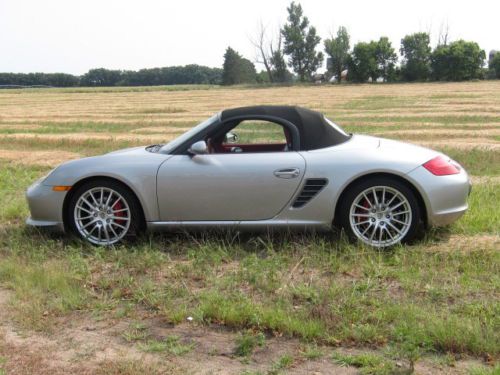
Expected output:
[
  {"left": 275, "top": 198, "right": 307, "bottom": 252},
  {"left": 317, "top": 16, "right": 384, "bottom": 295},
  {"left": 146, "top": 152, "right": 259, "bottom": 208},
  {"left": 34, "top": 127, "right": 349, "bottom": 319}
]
[{"left": 156, "top": 152, "right": 306, "bottom": 221}]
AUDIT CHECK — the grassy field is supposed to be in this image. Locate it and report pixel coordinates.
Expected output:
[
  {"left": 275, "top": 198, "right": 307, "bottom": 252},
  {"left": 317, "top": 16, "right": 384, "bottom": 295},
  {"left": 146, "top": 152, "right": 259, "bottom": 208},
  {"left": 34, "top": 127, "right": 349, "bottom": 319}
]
[{"left": 0, "top": 82, "right": 498, "bottom": 374}]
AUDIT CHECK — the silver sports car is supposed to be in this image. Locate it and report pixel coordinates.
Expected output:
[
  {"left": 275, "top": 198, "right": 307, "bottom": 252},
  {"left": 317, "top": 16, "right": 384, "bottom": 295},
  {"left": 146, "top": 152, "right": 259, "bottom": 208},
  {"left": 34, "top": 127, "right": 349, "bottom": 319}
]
[{"left": 26, "top": 106, "right": 471, "bottom": 247}]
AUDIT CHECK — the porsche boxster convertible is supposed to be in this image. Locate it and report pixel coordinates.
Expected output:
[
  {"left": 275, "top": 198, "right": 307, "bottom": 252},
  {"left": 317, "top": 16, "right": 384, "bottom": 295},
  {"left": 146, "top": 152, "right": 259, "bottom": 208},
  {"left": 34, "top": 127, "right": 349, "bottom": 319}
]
[{"left": 26, "top": 106, "right": 471, "bottom": 247}]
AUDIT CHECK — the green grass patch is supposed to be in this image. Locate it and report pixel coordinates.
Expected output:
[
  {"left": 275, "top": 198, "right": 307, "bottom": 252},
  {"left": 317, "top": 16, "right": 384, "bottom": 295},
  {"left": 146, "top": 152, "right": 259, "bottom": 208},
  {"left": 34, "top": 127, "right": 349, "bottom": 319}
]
[
  {"left": 453, "top": 183, "right": 500, "bottom": 234},
  {"left": 234, "top": 331, "right": 266, "bottom": 357},
  {"left": 135, "top": 107, "right": 187, "bottom": 114},
  {"left": 332, "top": 352, "right": 396, "bottom": 375},
  {"left": 443, "top": 148, "right": 500, "bottom": 176},
  {"left": 342, "top": 96, "right": 426, "bottom": 111},
  {"left": 0, "top": 257, "right": 89, "bottom": 330},
  {"left": 138, "top": 335, "right": 194, "bottom": 355},
  {"left": 468, "top": 364, "right": 500, "bottom": 375}
]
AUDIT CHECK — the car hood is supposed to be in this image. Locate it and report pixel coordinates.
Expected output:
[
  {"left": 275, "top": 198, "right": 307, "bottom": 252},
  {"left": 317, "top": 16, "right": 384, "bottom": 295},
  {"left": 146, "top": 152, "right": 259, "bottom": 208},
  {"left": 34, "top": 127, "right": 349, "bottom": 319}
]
[
  {"left": 105, "top": 146, "right": 149, "bottom": 155},
  {"left": 42, "top": 145, "right": 169, "bottom": 187}
]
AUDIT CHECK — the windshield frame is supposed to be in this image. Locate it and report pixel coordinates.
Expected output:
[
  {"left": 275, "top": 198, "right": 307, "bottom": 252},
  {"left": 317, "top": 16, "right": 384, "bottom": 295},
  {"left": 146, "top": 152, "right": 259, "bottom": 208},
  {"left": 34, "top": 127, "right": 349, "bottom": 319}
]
[{"left": 159, "top": 113, "right": 219, "bottom": 154}]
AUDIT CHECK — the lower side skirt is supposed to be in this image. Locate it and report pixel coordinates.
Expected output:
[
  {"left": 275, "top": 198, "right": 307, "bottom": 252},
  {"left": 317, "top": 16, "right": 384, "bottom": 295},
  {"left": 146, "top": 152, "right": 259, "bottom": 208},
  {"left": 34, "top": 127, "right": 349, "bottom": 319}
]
[{"left": 147, "top": 220, "right": 332, "bottom": 232}]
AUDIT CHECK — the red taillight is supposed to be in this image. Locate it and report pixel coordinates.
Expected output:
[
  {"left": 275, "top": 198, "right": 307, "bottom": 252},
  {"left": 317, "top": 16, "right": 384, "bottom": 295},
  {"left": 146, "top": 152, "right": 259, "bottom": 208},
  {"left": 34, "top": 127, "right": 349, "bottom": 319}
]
[{"left": 423, "top": 156, "right": 460, "bottom": 176}]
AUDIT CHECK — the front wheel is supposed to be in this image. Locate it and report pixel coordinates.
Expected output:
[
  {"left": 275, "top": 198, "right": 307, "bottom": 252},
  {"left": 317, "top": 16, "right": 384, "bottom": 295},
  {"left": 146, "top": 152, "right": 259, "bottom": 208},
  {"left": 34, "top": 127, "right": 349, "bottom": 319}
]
[
  {"left": 338, "top": 177, "right": 421, "bottom": 248},
  {"left": 68, "top": 180, "right": 143, "bottom": 246}
]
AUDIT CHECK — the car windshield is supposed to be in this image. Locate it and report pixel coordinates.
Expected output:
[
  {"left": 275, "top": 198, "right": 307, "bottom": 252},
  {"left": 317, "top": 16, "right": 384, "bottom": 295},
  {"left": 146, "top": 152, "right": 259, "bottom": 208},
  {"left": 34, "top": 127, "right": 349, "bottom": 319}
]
[
  {"left": 160, "top": 114, "right": 218, "bottom": 154},
  {"left": 324, "top": 116, "right": 350, "bottom": 137}
]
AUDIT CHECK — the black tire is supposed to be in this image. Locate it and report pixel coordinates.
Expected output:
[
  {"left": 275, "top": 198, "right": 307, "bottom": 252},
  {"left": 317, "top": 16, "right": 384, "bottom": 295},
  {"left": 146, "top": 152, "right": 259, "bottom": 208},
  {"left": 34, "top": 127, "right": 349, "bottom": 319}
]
[
  {"left": 67, "top": 179, "right": 144, "bottom": 246},
  {"left": 337, "top": 176, "right": 422, "bottom": 247}
]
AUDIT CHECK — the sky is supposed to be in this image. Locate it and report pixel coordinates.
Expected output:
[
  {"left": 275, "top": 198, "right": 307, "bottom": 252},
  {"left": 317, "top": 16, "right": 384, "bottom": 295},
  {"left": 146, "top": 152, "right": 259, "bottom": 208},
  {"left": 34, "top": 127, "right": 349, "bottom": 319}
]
[{"left": 0, "top": 0, "right": 499, "bottom": 75}]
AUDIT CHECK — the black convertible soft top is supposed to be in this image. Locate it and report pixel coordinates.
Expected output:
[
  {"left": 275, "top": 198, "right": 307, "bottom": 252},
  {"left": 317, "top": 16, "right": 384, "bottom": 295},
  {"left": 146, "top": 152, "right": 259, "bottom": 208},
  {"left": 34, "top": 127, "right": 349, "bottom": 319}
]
[{"left": 220, "top": 105, "right": 350, "bottom": 151}]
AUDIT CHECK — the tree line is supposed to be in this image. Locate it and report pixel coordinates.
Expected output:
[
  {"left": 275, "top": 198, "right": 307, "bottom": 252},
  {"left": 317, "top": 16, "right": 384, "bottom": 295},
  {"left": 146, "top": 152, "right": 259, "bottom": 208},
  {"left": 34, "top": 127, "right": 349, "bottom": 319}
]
[
  {"left": 222, "top": 1, "right": 500, "bottom": 85},
  {"left": 0, "top": 65, "right": 222, "bottom": 88}
]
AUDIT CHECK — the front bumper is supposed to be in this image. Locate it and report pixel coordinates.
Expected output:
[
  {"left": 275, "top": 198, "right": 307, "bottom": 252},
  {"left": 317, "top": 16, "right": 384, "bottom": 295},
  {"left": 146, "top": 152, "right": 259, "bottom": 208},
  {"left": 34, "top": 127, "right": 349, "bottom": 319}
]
[
  {"left": 25, "top": 180, "right": 66, "bottom": 232},
  {"left": 407, "top": 166, "right": 471, "bottom": 227}
]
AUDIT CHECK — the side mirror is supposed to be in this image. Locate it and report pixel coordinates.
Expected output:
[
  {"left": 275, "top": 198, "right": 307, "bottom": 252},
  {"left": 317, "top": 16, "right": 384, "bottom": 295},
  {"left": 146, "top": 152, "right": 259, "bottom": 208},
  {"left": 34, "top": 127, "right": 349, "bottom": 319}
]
[
  {"left": 224, "top": 132, "right": 239, "bottom": 144},
  {"left": 188, "top": 140, "right": 208, "bottom": 155}
]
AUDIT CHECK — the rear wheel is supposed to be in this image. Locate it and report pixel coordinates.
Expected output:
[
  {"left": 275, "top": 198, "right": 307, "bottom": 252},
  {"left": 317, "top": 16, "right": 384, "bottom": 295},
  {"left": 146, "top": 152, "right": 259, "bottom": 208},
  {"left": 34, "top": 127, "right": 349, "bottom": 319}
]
[
  {"left": 68, "top": 180, "right": 143, "bottom": 245},
  {"left": 338, "top": 177, "right": 421, "bottom": 247}
]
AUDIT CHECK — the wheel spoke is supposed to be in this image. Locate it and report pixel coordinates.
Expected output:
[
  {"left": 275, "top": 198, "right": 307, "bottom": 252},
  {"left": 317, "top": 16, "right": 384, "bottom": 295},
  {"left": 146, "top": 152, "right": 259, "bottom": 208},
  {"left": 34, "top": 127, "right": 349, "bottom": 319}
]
[
  {"left": 354, "top": 204, "right": 370, "bottom": 211},
  {"left": 390, "top": 200, "right": 406, "bottom": 211},
  {"left": 76, "top": 205, "right": 93, "bottom": 215},
  {"left": 392, "top": 217, "right": 408, "bottom": 226},
  {"left": 369, "top": 224, "right": 377, "bottom": 241},
  {"left": 372, "top": 188, "right": 379, "bottom": 206},
  {"left": 352, "top": 213, "right": 370, "bottom": 217},
  {"left": 354, "top": 220, "right": 371, "bottom": 226},
  {"left": 112, "top": 208, "right": 129, "bottom": 214},
  {"left": 112, "top": 222, "right": 127, "bottom": 230},
  {"left": 362, "top": 192, "right": 373, "bottom": 208},
  {"left": 109, "top": 216, "right": 130, "bottom": 221},
  {"left": 386, "top": 193, "right": 398, "bottom": 207},
  {"left": 81, "top": 197, "right": 96, "bottom": 210},
  {"left": 89, "top": 192, "right": 99, "bottom": 207},
  {"left": 103, "top": 225, "right": 111, "bottom": 243},
  {"left": 383, "top": 226, "right": 394, "bottom": 241},
  {"left": 82, "top": 219, "right": 98, "bottom": 229},
  {"left": 105, "top": 191, "right": 113, "bottom": 207},
  {"left": 386, "top": 221, "right": 403, "bottom": 235},
  {"left": 109, "top": 224, "right": 119, "bottom": 239},
  {"left": 392, "top": 210, "right": 410, "bottom": 216},
  {"left": 381, "top": 187, "right": 386, "bottom": 205},
  {"left": 361, "top": 223, "right": 372, "bottom": 236},
  {"left": 85, "top": 224, "right": 98, "bottom": 238},
  {"left": 111, "top": 197, "right": 121, "bottom": 209},
  {"left": 78, "top": 215, "right": 94, "bottom": 220}
]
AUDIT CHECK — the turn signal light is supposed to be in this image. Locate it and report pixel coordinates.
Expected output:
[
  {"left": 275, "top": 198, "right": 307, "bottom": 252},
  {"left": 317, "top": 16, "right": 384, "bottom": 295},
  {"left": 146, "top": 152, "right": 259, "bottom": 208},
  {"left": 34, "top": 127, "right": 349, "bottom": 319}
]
[
  {"left": 423, "top": 156, "right": 460, "bottom": 176},
  {"left": 52, "top": 186, "right": 72, "bottom": 192}
]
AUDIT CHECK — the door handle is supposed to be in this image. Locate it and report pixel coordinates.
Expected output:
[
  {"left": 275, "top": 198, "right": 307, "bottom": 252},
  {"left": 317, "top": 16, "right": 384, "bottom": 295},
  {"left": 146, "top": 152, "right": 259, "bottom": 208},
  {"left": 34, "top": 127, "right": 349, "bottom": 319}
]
[{"left": 274, "top": 168, "right": 300, "bottom": 179}]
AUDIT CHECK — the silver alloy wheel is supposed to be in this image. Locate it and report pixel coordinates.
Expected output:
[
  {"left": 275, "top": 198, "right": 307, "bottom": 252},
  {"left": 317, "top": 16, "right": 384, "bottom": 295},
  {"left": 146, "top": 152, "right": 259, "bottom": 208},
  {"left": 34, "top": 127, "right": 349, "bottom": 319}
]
[
  {"left": 73, "top": 187, "right": 131, "bottom": 245},
  {"left": 349, "top": 185, "right": 412, "bottom": 247}
]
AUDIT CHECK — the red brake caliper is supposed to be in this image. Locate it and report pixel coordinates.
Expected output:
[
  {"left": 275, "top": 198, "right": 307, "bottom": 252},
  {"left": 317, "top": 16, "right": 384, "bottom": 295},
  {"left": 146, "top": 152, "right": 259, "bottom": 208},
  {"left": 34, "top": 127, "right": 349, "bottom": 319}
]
[
  {"left": 357, "top": 198, "right": 371, "bottom": 228},
  {"left": 113, "top": 200, "right": 126, "bottom": 225}
]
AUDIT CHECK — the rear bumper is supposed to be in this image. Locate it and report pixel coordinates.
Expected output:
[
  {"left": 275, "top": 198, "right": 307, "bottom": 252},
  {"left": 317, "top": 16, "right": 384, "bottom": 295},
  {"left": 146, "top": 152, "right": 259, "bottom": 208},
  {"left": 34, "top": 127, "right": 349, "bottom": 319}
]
[{"left": 407, "top": 166, "right": 471, "bottom": 227}]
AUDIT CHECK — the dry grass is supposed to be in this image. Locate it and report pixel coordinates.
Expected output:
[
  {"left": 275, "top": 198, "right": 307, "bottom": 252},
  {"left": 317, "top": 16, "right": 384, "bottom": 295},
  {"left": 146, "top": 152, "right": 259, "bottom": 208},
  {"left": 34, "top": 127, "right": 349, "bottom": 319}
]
[
  {"left": 0, "top": 150, "right": 80, "bottom": 167},
  {"left": 0, "top": 81, "right": 498, "bottom": 162}
]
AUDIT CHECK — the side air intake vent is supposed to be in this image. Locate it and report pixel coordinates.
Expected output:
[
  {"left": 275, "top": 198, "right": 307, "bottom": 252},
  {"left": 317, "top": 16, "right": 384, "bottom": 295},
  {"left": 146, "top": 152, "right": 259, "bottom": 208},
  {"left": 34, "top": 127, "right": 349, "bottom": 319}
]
[{"left": 292, "top": 178, "right": 328, "bottom": 208}]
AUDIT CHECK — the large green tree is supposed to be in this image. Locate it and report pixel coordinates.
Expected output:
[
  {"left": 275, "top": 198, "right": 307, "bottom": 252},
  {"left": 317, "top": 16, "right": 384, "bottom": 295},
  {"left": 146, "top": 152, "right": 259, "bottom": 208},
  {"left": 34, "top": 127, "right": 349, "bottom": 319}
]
[
  {"left": 324, "top": 26, "right": 350, "bottom": 83},
  {"left": 400, "top": 32, "right": 432, "bottom": 81},
  {"left": 281, "top": 2, "right": 323, "bottom": 82},
  {"left": 375, "top": 37, "right": 397, "bottom": 82},
  {"left": 80, "top": 68, "right": 122, "bottom": 86},
  {"left": 222, "top": 47, "right": 257, "bottom": 85},
  {"left": 431, "top": 40, "right": 485, "bottom": 81},
  {"left": 347, "top": 41, "right": 378, "bottom": 83},
  {"left": 490, "top": 52, "right": 500, "bottom": 79}
]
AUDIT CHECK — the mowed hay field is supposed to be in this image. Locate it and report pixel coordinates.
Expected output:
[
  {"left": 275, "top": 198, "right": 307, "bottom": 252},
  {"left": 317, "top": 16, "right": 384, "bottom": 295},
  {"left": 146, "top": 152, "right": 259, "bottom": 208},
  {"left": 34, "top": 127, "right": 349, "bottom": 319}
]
[{"left": 0, "top": 82, "right": 499, "bottom": 375}]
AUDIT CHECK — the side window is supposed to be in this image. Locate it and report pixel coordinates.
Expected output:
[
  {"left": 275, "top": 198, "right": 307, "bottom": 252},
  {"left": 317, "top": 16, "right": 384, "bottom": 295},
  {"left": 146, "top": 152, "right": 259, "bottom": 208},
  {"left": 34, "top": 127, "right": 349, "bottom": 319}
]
[{"left": 223, "top": 120, "right": 288, "bottom": 146}]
